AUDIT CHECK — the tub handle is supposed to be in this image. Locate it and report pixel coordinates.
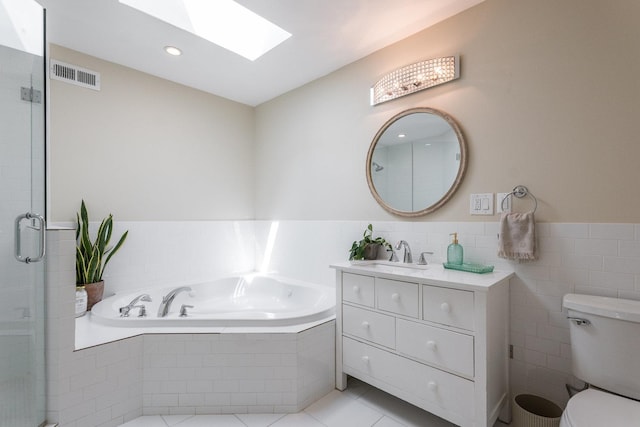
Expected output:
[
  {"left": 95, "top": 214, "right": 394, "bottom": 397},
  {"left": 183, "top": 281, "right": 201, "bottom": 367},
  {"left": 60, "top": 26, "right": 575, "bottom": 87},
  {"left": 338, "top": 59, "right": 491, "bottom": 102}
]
[{"left": 180, "top": 304, "right": 194, "bottom": 317}]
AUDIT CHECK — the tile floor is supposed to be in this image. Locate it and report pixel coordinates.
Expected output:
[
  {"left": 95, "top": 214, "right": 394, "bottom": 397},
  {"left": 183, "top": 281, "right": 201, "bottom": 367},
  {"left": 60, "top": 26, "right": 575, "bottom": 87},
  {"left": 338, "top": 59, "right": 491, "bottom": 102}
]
[{"left": 120, "top": 378, "right": 509, "bottom": 427}]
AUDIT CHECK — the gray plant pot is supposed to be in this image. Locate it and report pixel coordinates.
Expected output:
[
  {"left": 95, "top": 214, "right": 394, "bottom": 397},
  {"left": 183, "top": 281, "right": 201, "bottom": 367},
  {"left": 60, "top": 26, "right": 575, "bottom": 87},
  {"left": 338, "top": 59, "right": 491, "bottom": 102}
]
[{"left": 363, "top": 243, "right": 381, "bottom": 260}]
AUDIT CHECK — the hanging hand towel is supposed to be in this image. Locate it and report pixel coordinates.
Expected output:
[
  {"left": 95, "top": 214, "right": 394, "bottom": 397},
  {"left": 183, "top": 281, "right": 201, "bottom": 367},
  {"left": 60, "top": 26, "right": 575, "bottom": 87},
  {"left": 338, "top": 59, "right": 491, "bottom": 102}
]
[{"left": 498, "top": 211, "right": 537, "bottom": 261}]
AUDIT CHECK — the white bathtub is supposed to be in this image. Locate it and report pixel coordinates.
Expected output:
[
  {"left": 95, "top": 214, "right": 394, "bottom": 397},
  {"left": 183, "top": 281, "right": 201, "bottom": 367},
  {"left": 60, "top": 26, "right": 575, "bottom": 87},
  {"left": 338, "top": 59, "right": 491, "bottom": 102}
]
[{"left": 91, "top": 274, "right": 335, "bottom": 327}]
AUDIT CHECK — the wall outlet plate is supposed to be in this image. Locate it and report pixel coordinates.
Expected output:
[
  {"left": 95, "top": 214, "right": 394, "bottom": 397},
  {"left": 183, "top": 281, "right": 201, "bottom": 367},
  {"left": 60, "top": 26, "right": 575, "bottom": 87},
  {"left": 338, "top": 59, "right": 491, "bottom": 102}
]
[{"left": 470, "top": 193, "right": 494, "bottom": 215}]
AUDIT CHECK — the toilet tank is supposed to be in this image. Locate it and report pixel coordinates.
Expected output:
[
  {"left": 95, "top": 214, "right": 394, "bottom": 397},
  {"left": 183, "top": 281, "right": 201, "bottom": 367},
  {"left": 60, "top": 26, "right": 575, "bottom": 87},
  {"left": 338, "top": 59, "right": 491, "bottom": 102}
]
[{"left": 563, "top": 294, "right": 640, "bottom": 401}]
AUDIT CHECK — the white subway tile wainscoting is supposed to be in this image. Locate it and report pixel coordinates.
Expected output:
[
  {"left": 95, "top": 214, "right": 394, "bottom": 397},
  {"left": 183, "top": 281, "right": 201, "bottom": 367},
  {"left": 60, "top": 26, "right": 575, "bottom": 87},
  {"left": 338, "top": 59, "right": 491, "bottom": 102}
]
[
  {"left": 252, "top": 220, "right": 640, "bottom": 406},
  {"left": 45, "top": 221, "right": 640, "bottom": 425},
  {"left": 141, "top": 325, "right": 335, "bottom": 415}
]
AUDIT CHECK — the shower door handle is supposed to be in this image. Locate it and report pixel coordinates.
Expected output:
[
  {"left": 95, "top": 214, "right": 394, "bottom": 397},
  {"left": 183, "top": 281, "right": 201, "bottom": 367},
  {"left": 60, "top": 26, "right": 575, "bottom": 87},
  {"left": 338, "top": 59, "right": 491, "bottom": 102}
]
[{"left": 15, "top": 212, "right": 46, "bottom": 264}]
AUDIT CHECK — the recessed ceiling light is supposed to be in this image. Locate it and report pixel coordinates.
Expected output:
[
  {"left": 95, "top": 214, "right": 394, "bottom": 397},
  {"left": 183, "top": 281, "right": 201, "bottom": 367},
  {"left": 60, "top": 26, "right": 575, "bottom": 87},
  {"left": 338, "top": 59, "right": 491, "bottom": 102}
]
[
  {"left": 398, "top": 133, "right": 406, "bottom": 138},
  {"left": 164, "top": 46, "right": 182, "bottom": 56},
  {"left": 119, "top": 0, "right": 291, "bottom": 61}
]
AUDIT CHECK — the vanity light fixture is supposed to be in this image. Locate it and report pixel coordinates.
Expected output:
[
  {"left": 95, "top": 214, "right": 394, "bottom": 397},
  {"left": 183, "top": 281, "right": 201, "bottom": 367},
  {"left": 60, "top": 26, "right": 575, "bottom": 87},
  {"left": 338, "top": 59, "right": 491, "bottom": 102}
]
[
  {"left": 370, "top": 55, "right": 460, "bottom": 106},
  {"left": 164, "top": 46, "right": 182, "bottom": 56}
]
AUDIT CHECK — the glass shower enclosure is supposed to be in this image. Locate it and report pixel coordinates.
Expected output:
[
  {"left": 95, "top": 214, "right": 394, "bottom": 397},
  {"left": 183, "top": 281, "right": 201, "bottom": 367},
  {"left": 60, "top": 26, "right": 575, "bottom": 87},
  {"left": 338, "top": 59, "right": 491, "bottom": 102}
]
[{"left": 0, "top": 0, "right": 47, "bottom": 426}]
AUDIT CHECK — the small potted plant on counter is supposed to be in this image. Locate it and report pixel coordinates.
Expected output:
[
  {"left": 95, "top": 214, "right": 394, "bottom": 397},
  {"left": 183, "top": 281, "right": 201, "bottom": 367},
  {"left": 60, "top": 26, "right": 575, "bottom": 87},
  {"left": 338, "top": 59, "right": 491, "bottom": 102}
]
[
  {"left": 76, "top": 200, "right": 128, "bottom": 312},
  {"left": 349, "top": 223, "right": 392, "bottom": 260}
]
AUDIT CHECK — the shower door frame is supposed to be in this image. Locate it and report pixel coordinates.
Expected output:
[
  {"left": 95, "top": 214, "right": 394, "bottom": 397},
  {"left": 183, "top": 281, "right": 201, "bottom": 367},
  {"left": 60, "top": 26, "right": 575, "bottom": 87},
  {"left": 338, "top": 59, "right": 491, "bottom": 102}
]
[{"left": 0, "top": 2, "right": 48, "bottom": 426}]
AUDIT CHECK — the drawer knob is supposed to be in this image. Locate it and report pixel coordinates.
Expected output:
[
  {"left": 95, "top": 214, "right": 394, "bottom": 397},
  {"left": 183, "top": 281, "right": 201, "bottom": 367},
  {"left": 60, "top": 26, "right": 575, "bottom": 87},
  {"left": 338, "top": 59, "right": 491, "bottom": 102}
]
[
  {"left": 361, "top": 356, "right": 370, "bottom": 364},
  {"left": 440, "top": 302, "right": 451, "bottom": 313},
  {"left": 391, "top": 293, "right": 400, "bottom": 301},
  {"left": 426, "top": 340, "right": 437, "bottom": 350},
  {"left": 428, "top": 381, "right": 438, "bottom": 391},
  {"left": 361, "top": 321, "right": 370, "bottom": 329},
  {"left": 353, "top": 285, "right": 360, "bottom": 293}
]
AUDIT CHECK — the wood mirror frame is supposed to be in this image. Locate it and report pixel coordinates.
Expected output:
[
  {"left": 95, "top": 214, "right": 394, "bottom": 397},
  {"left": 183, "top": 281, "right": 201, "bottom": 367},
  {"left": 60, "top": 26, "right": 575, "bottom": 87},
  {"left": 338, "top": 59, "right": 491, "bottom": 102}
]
[{"left": 366, "top": 107, "right": 468, "bottom": 217}]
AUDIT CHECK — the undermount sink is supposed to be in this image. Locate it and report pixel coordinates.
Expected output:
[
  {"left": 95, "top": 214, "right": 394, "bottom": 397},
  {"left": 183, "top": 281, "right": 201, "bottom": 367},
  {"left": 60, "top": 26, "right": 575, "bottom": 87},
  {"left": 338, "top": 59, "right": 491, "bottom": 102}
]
[{"left": 348, "top": 260, "right": 430, "bottom": 271}]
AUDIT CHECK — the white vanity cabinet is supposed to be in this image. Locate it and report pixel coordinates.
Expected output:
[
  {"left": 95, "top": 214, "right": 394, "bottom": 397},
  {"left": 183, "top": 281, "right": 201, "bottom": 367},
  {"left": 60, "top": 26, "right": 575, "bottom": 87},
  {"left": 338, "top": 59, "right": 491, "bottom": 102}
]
[{"left": 332, "top": 262, "right": 513, "bottom": 427}]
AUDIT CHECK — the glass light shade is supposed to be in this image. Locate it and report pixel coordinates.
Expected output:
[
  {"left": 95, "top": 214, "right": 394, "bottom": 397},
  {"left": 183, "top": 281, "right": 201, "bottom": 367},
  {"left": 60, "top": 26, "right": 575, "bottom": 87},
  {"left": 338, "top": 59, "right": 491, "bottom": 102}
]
[{"left": 371, "top": 55, "right": 460, "bottom": 106}]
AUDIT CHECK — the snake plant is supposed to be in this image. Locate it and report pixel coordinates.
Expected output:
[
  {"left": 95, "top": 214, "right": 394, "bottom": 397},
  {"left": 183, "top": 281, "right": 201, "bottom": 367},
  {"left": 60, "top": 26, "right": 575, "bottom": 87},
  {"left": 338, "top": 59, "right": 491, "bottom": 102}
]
[{"left": 76, "top": 200, "right": 128, "bottom": 285}]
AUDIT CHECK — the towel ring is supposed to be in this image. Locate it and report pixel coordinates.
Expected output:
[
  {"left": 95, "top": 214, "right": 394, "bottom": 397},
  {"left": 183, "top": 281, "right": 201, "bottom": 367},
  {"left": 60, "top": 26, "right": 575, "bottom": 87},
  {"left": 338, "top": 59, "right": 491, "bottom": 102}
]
[{"left": 501, "top": 185, "right": 537, "bottom": 213}]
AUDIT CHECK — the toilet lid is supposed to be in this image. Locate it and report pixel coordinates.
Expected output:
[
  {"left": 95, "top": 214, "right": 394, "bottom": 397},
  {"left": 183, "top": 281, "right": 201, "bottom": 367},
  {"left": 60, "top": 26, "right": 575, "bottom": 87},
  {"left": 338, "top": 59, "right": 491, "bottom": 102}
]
[{"left": 562, "top": 389, "right": 640, "bottom": 427}]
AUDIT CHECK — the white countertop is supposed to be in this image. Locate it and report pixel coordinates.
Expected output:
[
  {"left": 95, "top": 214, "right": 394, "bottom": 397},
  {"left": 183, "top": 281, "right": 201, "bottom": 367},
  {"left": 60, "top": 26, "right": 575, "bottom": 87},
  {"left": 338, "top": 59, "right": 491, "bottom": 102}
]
[{"left": 330, "top": 261, "right": 514, "bottom": 291}]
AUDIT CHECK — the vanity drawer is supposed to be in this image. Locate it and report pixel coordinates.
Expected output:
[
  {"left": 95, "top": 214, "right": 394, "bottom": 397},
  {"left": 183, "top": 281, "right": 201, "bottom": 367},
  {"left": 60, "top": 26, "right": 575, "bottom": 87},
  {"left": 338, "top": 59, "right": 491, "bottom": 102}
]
[
  {"left": 423, "top": 285, "right": 474, "bottom": 330},
  {"left": 376, "top": 278, "right": 419, "bottom": 318},
  {"left": 396, "top": 318, "right": 474, "bottom": 377},
  {"left": 342, "top": 273, "right": 375, "bottom": 307},
  {"left": 343, "top": 304, "right": 395, "bottom": 348},
  {"left": 343, "top": 337, "right": 474, "bottom": 422}
]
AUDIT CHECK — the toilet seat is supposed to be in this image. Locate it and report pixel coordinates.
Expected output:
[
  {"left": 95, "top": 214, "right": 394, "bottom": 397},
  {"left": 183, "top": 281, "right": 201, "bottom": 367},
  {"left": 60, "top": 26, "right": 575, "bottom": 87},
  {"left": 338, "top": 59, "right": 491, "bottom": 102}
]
[{"left": 560, "top": 388, "right": 640, "bottom": 427}]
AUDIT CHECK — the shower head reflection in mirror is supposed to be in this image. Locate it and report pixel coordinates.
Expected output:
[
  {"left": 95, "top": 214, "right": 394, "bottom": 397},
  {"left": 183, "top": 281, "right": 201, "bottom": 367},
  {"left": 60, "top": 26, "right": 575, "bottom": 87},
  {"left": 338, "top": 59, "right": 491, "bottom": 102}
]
[{"left": 366, "top": 107, "right": 467, "bottom": 217}]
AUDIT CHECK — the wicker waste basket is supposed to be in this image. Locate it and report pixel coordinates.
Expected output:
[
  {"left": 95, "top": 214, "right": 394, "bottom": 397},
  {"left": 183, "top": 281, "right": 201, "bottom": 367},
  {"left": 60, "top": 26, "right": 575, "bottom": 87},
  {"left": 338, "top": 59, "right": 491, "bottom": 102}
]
[{"left": 512, "top": 394, "right": 562, "bottom": 427}]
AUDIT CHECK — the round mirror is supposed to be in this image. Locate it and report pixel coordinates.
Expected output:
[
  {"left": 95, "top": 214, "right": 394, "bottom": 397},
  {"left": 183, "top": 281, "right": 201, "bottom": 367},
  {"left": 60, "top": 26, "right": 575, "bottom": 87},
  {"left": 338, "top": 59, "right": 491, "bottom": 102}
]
[{"left": 366, "top": 107, "right": 467, "bottom": 217}]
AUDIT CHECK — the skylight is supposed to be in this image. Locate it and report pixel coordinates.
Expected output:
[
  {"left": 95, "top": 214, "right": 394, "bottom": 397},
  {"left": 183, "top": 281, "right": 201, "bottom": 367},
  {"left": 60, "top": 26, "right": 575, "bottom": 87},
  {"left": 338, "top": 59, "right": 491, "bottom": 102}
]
[
  {"left": 119, "top": 0, "right": 291, "bottom": 61},
  {"left": 0, "top": 0, "right": 43, "bottom": 55}
]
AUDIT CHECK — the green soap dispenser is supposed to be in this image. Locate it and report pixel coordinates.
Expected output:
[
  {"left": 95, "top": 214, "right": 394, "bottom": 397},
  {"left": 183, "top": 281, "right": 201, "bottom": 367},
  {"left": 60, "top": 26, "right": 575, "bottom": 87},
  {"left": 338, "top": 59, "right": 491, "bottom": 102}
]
[{"left": 447, "top": 233, "right": 464, "bottom": 265}]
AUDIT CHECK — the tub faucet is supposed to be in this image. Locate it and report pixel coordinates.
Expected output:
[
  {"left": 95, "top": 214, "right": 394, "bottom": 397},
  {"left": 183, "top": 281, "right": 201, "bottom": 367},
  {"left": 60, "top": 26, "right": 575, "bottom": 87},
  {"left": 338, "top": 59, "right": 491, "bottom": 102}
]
[
  {"left": 395, "top": 240, "right": 413, "bottom": 263},
  {"left": 157, "top": 286, "right": 192, "bottom": 317},
  {"left": 119, "top": 294, "right": 152, "bottom": 317}
]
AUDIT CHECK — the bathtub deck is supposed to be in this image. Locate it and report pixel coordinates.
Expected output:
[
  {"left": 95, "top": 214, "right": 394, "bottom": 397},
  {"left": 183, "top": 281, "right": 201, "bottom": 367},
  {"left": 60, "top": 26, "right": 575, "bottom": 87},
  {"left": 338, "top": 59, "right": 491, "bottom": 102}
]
[{"left": 75, "top": 311, "right": 334, "bottom": 350}]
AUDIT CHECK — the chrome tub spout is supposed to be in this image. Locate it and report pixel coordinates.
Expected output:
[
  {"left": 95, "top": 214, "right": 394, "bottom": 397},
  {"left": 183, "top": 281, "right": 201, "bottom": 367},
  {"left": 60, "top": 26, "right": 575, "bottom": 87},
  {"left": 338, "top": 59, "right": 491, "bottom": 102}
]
[{"left": 157, "top": 286, "right": 193, "bottom": 317}]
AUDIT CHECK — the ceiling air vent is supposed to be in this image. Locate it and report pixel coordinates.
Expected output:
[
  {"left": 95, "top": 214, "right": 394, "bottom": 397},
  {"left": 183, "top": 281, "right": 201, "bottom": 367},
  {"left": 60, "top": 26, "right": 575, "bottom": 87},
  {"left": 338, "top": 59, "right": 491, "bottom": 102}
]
[{"left": 50, "top": 59, "right": 101, "bottom": 91}]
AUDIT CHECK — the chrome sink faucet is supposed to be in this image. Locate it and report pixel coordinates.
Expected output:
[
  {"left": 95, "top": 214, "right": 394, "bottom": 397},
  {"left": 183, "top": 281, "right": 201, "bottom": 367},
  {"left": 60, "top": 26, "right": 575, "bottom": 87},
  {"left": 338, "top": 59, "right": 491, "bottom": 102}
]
[
  {"left": 395, "top": 240, "right": 413, "bottom": 263},
  {"left": 157, "top": 286, "right": 192, "bottom": 317},
  {"left": 119, "top": 294, "right": 152, "bottom": 317}
]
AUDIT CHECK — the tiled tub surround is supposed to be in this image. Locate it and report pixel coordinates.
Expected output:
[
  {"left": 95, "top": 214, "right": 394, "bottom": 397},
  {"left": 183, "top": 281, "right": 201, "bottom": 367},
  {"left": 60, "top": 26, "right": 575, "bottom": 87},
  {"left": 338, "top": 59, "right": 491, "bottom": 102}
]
[
  {"left": 79, "top": 221, "right": 258, "bottom": 297},
  {"left": 46, "top": 221, "right": 640, "bottom": 425},
  {"left": 141, "top": 325, "right": 335, "bottom": 416},
  {"left": 47, "top": 229, "right": 143, "bottom": 426},
  {"left": 46, "top": 228, "right": 335, "bottom": 426}
]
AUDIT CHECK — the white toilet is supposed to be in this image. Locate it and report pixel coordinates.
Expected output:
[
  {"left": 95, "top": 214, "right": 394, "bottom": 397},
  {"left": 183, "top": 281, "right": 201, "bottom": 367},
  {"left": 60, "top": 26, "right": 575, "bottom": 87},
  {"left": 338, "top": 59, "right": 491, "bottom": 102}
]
[{"left": 561, "top": 294, "right": 640, "bottom": 427}]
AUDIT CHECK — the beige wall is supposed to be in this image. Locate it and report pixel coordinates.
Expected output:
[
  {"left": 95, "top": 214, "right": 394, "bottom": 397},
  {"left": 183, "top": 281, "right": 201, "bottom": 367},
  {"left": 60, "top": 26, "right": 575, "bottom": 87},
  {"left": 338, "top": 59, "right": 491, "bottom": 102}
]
[
  {"left": 49, "top": 0, "right": 640, "bottom": 223},
  {"left": 255, "top": 0, "right": 640, "bottom": 223},
  {"left": 49, "top": 45, "right": 255, "bottom": 222}
]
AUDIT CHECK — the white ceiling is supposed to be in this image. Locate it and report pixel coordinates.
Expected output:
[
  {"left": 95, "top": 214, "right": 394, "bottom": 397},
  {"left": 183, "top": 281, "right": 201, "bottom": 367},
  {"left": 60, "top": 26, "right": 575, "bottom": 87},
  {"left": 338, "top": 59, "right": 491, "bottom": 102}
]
[{"left": 36, "top": 0, "right": 483, "bottom": 106}]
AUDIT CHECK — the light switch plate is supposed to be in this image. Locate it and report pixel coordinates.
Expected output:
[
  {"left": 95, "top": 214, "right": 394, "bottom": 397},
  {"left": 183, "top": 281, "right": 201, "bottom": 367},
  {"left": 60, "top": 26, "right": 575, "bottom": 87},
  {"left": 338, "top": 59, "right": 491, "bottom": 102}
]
[
  {"left": 497, "top": 192, "right": 511, "bottom": 214},
  {"left": 470, "top": 193, "right": 494, "bottom": 215}
]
